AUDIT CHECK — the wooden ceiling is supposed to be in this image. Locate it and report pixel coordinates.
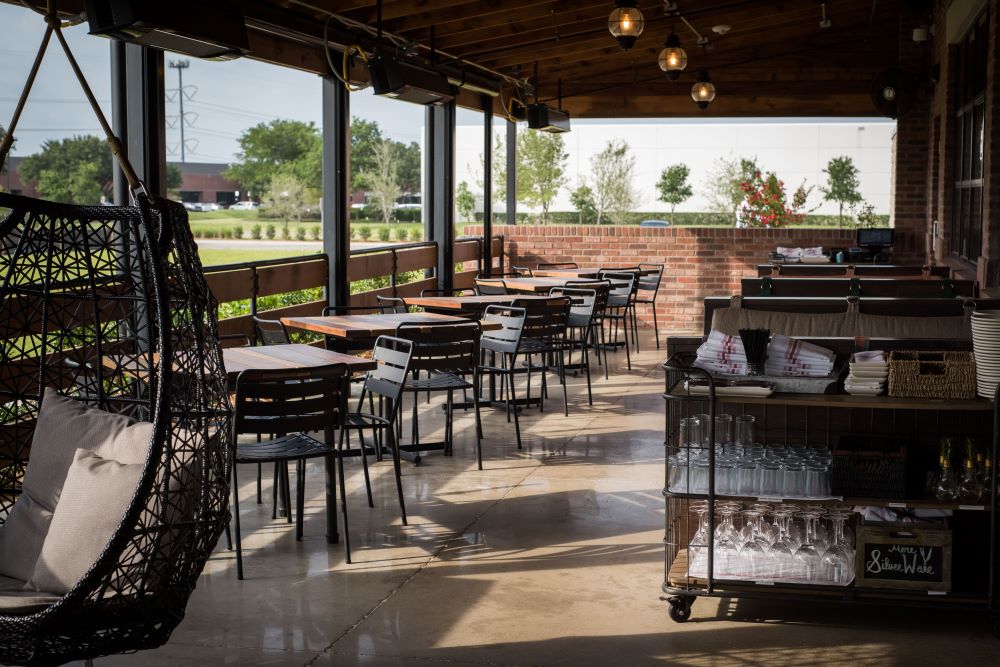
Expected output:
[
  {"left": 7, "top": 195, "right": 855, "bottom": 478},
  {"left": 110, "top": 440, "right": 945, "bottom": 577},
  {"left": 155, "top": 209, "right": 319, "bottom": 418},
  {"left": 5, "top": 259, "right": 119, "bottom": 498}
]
[{"left": 8, "top": 0, "right": 931, "bottom": 117}]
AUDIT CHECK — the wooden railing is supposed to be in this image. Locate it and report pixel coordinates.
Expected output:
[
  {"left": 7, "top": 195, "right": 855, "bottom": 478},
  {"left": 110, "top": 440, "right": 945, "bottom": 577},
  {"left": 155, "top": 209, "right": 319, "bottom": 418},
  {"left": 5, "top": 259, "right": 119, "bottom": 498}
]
[{"left": 203, "top": 236, "right": 503, "bottom": 343}]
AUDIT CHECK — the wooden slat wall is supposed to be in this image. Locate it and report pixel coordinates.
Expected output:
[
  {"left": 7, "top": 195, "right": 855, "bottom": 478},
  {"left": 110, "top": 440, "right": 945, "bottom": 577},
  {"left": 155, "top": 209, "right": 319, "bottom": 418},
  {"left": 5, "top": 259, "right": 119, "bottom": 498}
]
[
  {"left": 204, "top": 268, "right": 254, "bottom": 304},
  {"left": 216, "top": 299, "right": 328, "bottom": 339},
  {"left": 256, "top": 259, "right": 327, "bottom": 298}
]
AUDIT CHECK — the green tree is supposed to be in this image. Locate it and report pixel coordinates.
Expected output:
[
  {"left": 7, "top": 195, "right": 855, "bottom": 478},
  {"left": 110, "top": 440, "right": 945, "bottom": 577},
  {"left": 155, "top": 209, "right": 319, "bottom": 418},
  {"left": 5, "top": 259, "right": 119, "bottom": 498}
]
[
  {"left": 350, "top": 117, "right": 383, "bottom": 191},
  {"left": 19, "top": 135, "right": 112, "bottom": 204},
  {"left": 517, "top": 131, "right": 567, "bottom": 223},
  {"left": 263, "top": 173, "right": 308, "bottom": 226},
  {"left": 456, "top": 180, "right": 476, "bottom": 222},
  {"left": 590, "top": 139, "right": 638, "bottom": 225},
  {"left": 394, "top": 141, "right": 421, "bottom": 193},
  {"left": 570, "top": 183, "right": 597, "bottom": 224},
  {"left": 656, "top": 163, "right": 693, "bottom": 216},
  {"left": 166, "top": 163, "right": 183, "bottom": 193},
  {"left": 704, "top": 154, "right": 759, "bottom": 224},
  {"left": 364, "top": 139, "right": 401, "bottom": 225},
  {"left": 820, "top": 155, "right": 863, "bottom": 227},
  {"left": 0, "top": 125, "right": 10, "bottom": 177},
  {"left": 225, "top": 119, "right": 321, "bottom": 197}
]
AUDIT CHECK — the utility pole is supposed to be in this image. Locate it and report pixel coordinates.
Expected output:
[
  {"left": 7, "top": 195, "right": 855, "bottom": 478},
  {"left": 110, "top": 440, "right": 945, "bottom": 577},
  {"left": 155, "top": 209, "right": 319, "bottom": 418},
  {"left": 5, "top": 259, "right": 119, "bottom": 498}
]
[{"left": 168, "top": 59, "right": 190, "bottom": 162}]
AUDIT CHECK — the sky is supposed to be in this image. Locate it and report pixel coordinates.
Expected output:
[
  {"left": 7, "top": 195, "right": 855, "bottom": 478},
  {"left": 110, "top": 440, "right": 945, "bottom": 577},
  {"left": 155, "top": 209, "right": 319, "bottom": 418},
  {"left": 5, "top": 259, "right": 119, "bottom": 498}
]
[{"left": 0, "top": 3, "right": 897, "bottom": 215}]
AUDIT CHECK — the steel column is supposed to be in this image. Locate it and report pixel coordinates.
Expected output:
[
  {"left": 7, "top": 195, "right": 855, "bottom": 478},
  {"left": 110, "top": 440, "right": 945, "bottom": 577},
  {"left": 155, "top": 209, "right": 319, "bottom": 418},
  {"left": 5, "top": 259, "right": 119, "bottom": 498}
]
[
  {"left": 111, "top": 41, "right": 166, "bottom": 201},
  {"left": 426, "top": 101, "right": 456, "bottom": 291},
  {"left": 322, "top": 76, "right": 351, "bottom": 308},
  {"left": 481, "top": 94, "right": 494, "bottom": 273},
  {"left": 506, "top": 118, "right": 516, "bottom": 225}
]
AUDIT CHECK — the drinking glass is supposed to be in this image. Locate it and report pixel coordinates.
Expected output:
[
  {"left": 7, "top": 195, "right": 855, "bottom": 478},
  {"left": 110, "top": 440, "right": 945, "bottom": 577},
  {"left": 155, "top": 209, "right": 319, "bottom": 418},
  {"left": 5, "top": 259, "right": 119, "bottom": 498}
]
[
  {"left": 804, "top": 465, "right": 829, "bottom": 499},
  {"left": 688, "top": 501, "right": 711, "bottom": 576},
  {"left": 769, "top": 509, "right": 796, "bottom": 580},
  {"left": 820, "top": 511, "right": 855, "bottom": 584},
  {"left": 760, "top": 462, "right": 783, "bottom": 497},
  {"left": 736, "top": 415, "right": 756, "bottom": 448},
  {"left": 694, "top": 413, "right": 712, "bottom": 448},
  {"left": 715, "top": 458, "right": 736, "bottom": 495},
  {"left": 715, "top": 414, "right": 734, "bottom": 446},
  {"left": 783, "top": 462, "right": 805, "bottom": 498},
  {"left": 740, "top": 509, "right": 767, "bottom": 578},
  {"left": 793, "top": 511, "right": 823, "bottom": 582},
  {"left": 736, "top": 461, "right": 757, "bottom": 496},
  {"left": 691, "top": 458, "right": 710, "bottom": 495},
  {"left": 714, "top": 505, "right": 741, "bottom": 578}
]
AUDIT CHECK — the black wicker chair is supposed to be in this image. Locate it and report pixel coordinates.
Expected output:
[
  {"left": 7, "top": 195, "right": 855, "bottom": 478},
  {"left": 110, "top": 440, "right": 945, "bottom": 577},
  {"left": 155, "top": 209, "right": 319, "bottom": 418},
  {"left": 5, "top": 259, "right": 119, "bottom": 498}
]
[{"left": 0, "top": 15, "right": 232, "bottom": 663}]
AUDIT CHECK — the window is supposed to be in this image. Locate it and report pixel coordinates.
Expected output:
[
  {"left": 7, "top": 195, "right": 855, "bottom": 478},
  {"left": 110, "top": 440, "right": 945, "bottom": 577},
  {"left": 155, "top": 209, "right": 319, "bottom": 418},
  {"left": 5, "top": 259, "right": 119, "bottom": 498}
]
[{"left": 950, "top": 9, "right": 989, "bottom": 262}]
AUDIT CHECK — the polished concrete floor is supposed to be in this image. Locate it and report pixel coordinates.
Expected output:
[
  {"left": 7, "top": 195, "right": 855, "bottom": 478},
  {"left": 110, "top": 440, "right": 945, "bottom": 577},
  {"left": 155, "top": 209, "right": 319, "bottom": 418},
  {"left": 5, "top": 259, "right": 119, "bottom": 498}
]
[{"left": 95, "top": 331, "right": 1000, "bottom": 666}]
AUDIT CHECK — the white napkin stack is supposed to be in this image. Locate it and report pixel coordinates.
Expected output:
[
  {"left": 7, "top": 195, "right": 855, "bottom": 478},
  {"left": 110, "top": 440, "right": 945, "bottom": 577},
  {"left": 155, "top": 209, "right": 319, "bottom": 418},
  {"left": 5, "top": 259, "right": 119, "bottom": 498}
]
[
  {"left": 693, "top": 331, "right": 836, "bottom": 377},
  {"left": 844, "top": 351, "right": 888, "bottom": 395}
]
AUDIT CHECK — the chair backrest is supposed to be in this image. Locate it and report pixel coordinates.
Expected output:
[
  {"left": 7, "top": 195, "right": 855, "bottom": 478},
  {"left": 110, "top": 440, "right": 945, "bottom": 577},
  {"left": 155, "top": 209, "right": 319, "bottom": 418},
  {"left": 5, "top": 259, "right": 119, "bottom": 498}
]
[
  {"left": 252, "top": 316, "right": 291, "bottom": 346},
  {"left": 550, "top": 287, "right": 598, "bottom": 329},
  {"left": 513, "top": 296, "right": 570, "bottom": 340},
  {"left": 476, "top": 279, "right": 508, "bottom": 295},
  {"left": 537, "top": 262, "right": 578, "bottom": 270},
  {"left": 376, "top": 295, "right": 408, "bottom": 314},
  {"left": 512, "top": 265, "right": 534, "bottom": 276},
  {"left": 420, "top": 288, "right": 472, "bottom": 297},
  {"left": 637, "top": 263, "right": 664, "bottom": 294},
  {"left": 600, "top": 271, "right": 638, "bottom": 302},
  {"left": 480, "top": 305, "right": 526, "bottom": 355},
  {"left": 233, "top": 364, "right": 348, "bottom": 438},
  {"left": 566, "top": 279, "right": 611, "bottom": 315},
  {"left": 395, "top": 320, "right": 481, "bottom": 373},
  {"left": 361, "top": 335, "right": 413, "bottom": 403}
]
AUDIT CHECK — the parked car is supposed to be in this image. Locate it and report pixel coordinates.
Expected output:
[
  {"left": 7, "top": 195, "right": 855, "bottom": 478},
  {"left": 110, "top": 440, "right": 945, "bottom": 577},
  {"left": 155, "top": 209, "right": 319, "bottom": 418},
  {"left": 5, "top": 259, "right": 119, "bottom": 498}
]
[
  {"left": 229, "top": 201, "right": 259, "bottom": 210},
  {"left": 639, "top": 219, "right": 671, "bottom": 228}
]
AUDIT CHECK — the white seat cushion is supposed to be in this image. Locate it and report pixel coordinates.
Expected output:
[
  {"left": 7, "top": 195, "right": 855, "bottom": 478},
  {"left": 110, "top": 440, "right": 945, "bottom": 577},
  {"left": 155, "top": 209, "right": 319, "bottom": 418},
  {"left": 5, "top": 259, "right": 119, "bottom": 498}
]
[
  {"left": 27, "top": 449, "right": 144, "bottom": 594},
  {"left": 0, "top": 575, "right": 59, "bottom": 616},
  {"left": 0, "top": 388, "right": 152, "bottom": 582}
]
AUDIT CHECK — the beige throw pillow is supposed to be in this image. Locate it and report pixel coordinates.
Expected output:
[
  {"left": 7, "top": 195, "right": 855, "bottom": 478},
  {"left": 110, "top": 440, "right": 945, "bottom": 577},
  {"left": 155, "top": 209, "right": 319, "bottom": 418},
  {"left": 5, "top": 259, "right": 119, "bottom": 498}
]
[
  {"left": 0, "top": 388, "right": 152, "bottom": 581},
  {"left": 26, "top": 449, "right": 144, "bottom": 594}
]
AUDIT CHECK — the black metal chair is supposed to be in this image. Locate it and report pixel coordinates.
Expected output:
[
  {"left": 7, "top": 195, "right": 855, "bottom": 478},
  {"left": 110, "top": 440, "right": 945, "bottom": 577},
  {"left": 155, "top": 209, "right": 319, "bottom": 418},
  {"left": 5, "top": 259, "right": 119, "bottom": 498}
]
[
  {"left": 512, "top": 265, "right": 534, "bottom": 276},
  {"left": 230, "top": 364, "right": 349, "bottom": 577},
  {"left": 340, "top": 336, "right": 413, "bottom": 540},
  {"left": 537, "top": 262, "right": 579, "bottom": 270},
  {"left": 476, "top": 306, "right": 528, "bottom": 458},
  {"left": 420, "top": 288, "right": 473, "bottom": 297},
  {"left": 550, "top": 287, "right": 598, "bottom": 405},
  {"left": 395, "top": 320, "right": 483, "bottom": 461},
  {"left": 377, "top": 295, "right": 409, "bottom": 313},
  {"left": 636, "top": 263, "right": 665, "bottom": 349},
  {"left": 566, "top": 279, "right": 613, "bottom": 379},
  {"left": 514, "top": 296, "right": 572, "bottom": 416},
  {"left": 252, "top": 316, "right": 292, "bottom": 345},
  {"left": 475, "top": 279, "right": 509, "bottom": 295},
  {"left": 599, "top": 270, "right": 639, "bottom": 370}
]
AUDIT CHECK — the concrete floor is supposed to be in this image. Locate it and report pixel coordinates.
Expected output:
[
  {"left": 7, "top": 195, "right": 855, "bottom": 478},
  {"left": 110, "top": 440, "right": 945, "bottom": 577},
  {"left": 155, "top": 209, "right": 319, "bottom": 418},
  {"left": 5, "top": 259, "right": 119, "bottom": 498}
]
[{"left": 94, "top": 331, "right": 1000, "bottom": 666}]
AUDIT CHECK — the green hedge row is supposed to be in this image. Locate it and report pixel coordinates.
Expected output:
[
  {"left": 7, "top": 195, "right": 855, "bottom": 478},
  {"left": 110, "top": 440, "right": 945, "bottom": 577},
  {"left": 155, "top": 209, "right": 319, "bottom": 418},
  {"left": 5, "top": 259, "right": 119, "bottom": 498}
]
[{"left": 471, "top": 211, "right": 891, "bottom": 227}]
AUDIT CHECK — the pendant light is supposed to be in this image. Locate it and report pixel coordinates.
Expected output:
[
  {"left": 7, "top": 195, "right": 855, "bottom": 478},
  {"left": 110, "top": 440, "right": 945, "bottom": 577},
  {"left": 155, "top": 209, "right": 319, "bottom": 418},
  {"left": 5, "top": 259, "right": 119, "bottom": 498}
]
[
  {"left": 608, "top": 1, "right": 644, "bottom": 51},
  {"left": 690, "top": 70, "right": 716, "bottom": 109},
  {"left": 658, "top": 29, "right": 687, "bottom": 80}
]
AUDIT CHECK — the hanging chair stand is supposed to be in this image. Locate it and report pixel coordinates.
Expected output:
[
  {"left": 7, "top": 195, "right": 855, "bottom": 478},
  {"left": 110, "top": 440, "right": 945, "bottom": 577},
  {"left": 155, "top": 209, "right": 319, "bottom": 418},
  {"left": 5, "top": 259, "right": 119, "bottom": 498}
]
[{"left": 0, "top": 3, "right": 233, "bottom": 665}]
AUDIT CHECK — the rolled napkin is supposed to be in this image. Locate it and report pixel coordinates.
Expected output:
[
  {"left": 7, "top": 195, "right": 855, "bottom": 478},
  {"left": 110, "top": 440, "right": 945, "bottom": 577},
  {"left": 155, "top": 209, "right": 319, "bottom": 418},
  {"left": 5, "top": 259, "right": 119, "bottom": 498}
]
[{"left": 695, "top": 330, "right": 836, "bottom": 377}]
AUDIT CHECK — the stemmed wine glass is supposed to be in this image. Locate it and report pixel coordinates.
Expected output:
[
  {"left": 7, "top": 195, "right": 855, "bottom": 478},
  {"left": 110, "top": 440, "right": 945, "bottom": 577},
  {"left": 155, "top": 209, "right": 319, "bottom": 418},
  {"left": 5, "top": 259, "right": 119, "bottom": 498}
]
[
  {"left": 739, "top": 508, "right": 767, "bottom": 578},
  {"left": 714, "top": 504, "right": 741, "bottom": 578},
  {"left": 793, "top": 510, "right": 823, "bottom": 582},
  {"left": 821, "top": 510, "right": 855, "bottom": 584},
  {"left": 688, "top": 501, "right": 711, "bottom": 576}
]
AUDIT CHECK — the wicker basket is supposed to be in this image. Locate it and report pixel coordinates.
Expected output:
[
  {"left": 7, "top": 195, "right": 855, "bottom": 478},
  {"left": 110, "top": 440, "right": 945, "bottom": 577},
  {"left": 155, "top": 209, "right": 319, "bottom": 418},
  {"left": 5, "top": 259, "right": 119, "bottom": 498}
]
[{"left": 887, "top": 350, "right": 976, "bottom": 399}]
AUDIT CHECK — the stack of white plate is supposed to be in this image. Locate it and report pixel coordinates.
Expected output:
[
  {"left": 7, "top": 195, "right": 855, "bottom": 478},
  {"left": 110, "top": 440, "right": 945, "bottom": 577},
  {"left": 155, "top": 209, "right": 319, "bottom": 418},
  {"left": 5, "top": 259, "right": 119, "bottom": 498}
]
[
  {"left": 844, "top": 352, "right": 888, "bottom": 396},
  {"left": 972, "top": 310, "right": 1000, "bottom": 400}
]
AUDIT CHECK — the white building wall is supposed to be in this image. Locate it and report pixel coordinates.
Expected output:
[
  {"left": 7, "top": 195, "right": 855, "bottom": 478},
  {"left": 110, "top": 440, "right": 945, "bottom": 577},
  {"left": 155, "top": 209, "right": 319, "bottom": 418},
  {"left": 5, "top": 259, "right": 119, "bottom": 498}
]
[{"left": 454, "top": 119, "right": 896, "bottom": 217}]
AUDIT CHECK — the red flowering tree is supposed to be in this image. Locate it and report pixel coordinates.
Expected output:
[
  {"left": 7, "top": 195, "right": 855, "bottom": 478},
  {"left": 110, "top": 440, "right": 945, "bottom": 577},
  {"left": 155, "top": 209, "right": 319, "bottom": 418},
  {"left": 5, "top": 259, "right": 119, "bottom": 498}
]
[{"left": 737, "top": 170, "right": 806, "bottom": 228}]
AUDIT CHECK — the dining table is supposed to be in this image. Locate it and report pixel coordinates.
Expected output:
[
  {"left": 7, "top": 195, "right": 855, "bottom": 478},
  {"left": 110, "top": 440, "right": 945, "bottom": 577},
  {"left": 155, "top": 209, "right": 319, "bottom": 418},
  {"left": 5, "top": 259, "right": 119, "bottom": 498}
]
[
  {"left": 281, "top": 311, "right": 502, "bottom": 341},
  {"left": 531, "top": 267, "right": 656, "bottom": 279},
  {"left": 477, "top": 275, "right": 629, "bottom": 294},
  {"left": 403, "top": 293, "right": 559, "bottom": 314}
]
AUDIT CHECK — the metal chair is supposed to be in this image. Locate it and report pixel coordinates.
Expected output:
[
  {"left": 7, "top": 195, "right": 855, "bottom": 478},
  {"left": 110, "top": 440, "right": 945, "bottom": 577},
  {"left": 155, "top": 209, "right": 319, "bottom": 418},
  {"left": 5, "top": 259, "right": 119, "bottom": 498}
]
[
  {"left": 475, "top": 279, "right": 508, "bottom": 295},
  {"left": 340, "top": 336, "right": 414, "bottom": 543},
  {"left": 252, "top": 316, "right": 291, "bottom": 345},
  {"left": 550, "top": 287, "right": 598, "bottom": 404},
  {"left": 537, "top": 262, "right": 579, "bottom": 270},
  {"left": 377, "top": 295, "right": 409, "bottom": 313},
  {"left": 513, "top": 296, "right": 572, "bottom": 416},
  {"left": 636, "top": 263, "right": 665, "bottom": 349},
  {"left": 230, "top": 363, "right": 349, "bottom": 578},
  {"left": 476, "top": 305, "right": 527, "bottom": 458},
  {"left": 512, "top": 265, "right": 534, "bottom": 276},
  {"left": 566, "top": 279, "right": 612, "bottom": 379},
  {"left": 395, "top": 320, "right": 483, "bottom": 461},
  {"left": 599, "top": 270, "right": 639, "bottom": 370}
]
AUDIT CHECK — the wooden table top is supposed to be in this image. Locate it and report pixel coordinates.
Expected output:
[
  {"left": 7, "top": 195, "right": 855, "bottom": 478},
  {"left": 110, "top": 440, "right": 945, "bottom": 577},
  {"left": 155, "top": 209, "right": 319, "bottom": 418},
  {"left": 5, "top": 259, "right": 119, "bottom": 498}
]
[
  {"left": 404, "top": 294, "right": 556, "bottom": 310},
  {"left": 104, "top": 344, "right": 376, "bottom": 380},
  {"left": 282, "top": 312, "right": 502, "bottom": 339},
  {"left": 481, "top": 276, "right": 629, "bottom": 293},
  {"left": 531, "top": 267, "right": 657, "bottom": 278},
  {"left": 223, "top": 344, "right": 375, "bottom": 376}
]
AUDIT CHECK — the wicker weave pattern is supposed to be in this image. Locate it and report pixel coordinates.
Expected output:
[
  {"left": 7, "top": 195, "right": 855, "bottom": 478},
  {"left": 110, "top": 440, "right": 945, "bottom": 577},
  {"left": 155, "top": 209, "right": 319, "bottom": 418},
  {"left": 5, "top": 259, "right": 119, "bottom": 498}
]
[
  {"left": 0, "top": 192, "right": 232, "bottom": 666},
  {"left": 887, "top": 350, "right": 977, "bottom": 400}
]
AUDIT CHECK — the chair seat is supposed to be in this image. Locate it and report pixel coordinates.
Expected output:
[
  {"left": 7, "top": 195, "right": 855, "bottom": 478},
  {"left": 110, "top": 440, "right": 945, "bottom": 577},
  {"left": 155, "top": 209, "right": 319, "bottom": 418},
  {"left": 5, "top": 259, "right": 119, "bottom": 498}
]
[
  {"left": 607, "top": 297, "right": 630, "bottom": 308},
  {"left": 0, "top": 575, "right": 60, "bottom": 616},
  {"left": 235, "top": 434, "right": 331, "bottom": 464},
  {"left": 343, "top": 412, "right": 392, "bottom": 429},
  {"left": 519, "top": 337, "right": 566, "bottom": 354},
  {"left": 404, "top": 372, "right": 472, "bottom": 391}
]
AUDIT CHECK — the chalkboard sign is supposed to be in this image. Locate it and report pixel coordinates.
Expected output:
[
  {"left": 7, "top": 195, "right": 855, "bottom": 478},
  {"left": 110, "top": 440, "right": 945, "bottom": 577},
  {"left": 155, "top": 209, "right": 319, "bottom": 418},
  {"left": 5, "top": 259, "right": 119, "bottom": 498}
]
[{"left": 855, "top": 523, "right": 952, "bottom": 592}]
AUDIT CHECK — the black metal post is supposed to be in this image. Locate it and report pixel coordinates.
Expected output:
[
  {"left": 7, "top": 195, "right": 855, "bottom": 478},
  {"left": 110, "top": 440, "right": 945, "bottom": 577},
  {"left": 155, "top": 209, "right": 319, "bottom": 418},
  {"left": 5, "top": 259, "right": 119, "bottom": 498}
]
[
  {"left": 123, "top": 43, "right": 166, "bottom": 197},
  {"left": 322, "top": 76, "right": 351, "bottom": 308},
  {"left": 427, "top": 101, "right": 456, "bottom": 291},
  {"left": 482, "top": 94, "right": 494, "bottom": 273},
  {"left": 110, "top": 40, "right": 128, "bottom": 205},
  {"left": 506, "top": 118, "right": 516, "bottom": 225}
]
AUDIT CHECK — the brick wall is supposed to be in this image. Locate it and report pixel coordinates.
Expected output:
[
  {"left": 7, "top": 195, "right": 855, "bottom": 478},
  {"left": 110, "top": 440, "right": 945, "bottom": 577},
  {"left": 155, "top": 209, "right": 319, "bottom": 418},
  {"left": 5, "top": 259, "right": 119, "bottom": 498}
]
[{"left": 467, "top": 224, "right": 903, "bottom": 333}]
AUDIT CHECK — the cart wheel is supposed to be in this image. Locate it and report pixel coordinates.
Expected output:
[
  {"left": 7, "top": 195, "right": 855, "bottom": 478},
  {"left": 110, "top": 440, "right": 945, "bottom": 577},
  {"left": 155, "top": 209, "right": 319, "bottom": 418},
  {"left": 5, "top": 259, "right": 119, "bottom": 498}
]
[{"left": 667, "top": 596, "right": 694, "bottom": 623}]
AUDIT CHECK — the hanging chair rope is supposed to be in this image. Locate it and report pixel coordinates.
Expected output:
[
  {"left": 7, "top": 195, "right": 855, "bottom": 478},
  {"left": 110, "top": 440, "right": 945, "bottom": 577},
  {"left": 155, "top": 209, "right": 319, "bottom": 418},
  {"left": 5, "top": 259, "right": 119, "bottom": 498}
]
[{"left": 0, "top": 2, "right": 148, "bottom": 199}]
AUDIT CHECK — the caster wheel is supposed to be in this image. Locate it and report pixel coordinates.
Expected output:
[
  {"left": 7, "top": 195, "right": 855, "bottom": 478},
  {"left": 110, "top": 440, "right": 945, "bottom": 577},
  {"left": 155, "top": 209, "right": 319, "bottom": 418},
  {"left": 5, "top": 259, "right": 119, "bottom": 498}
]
[{"left": 668, "top": 596, "right": 694, "bottom": 623}]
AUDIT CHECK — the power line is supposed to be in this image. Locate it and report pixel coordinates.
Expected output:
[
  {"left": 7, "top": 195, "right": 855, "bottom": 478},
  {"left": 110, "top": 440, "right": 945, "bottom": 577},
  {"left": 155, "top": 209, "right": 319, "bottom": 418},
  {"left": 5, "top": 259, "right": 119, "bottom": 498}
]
[{"left": 168, "top": 60, "right": 193, "bottom": 162}]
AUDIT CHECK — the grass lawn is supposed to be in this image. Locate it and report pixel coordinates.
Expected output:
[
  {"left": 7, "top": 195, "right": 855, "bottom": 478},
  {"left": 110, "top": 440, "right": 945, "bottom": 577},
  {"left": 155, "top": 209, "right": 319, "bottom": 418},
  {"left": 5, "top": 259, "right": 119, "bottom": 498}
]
[{"left": 198, "top": 247, "right": 320, "bottom": 267}]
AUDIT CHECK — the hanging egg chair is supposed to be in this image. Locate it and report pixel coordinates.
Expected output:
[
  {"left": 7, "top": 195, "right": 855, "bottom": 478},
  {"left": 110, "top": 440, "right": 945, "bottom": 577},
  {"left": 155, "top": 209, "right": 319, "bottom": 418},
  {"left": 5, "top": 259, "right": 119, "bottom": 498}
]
[{"left": 0, "top": 9, "right": 232, "bottom": 666}]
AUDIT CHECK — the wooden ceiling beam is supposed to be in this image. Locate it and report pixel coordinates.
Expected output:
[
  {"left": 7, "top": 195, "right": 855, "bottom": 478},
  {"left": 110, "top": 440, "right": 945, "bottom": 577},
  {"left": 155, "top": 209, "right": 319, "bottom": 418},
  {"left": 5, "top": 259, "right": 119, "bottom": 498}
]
[{"left": 559, "top": 91, "right": 879, "bottom": 118}]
